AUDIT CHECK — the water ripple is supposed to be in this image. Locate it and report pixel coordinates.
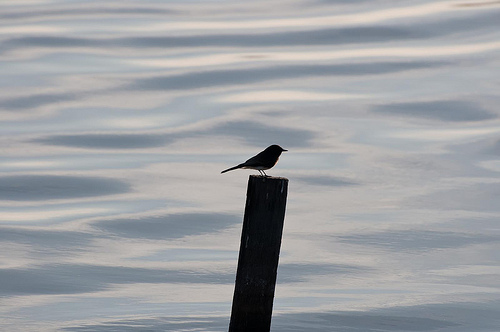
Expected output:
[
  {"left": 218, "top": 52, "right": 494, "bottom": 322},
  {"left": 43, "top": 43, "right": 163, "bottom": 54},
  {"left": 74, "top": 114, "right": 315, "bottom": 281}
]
[
  {"left": 131, "top": 61, "right": 450, "bottom": 91},
  {"left": 372, "top": 100, "right": 496, "bottom": 122},
  {"left": 0, "top": 175, "right": 130, "bottom": 201},
  {"left": 36, "top": 120, "right": 315, "bottom": 149}
]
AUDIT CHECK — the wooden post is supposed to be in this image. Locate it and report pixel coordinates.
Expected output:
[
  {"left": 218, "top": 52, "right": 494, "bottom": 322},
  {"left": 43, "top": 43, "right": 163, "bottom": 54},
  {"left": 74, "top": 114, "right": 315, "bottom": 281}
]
[{"left": 229, "top": 175, "right": 288, "bottom": 332}]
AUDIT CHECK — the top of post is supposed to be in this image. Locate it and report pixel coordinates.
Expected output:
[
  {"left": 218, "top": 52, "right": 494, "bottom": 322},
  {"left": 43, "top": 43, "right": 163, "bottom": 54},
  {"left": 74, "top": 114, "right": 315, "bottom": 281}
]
[{"left": 249, "top": 175, "right": 288, "bottom": 182}]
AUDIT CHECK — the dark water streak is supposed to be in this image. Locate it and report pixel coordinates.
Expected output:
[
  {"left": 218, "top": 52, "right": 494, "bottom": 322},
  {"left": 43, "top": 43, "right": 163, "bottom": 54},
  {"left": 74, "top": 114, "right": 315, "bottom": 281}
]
[{"left": 2, "top": 11, "right": 499, "bottom": 53}]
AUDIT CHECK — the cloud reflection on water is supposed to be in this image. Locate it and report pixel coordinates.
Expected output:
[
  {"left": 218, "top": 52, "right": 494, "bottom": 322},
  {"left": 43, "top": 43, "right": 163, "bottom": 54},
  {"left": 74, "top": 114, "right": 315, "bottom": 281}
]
[
  {"left": 295, "top": 175, "right": 359, "bottom": 187},
  {"left": 38, "top": 133, "right": 170, "bottom": 149},
  {"left": 338, "top": 229, "right": 500, "bottom": 252},
  {"left": 0, "top": 6, "right": 176, "bottom": 21},
  {"left": 413, "top": 183, "right": 500, "bottom": 212},
  {"left": 131, "top": 61, "right": 450, "bottom": 91},
  {"left": 277, "top": 262, "right": 368, "bottom": 283},
  {"left": 36, "top": 120, "right": 315, "bottom": 149},
  {"left": 0, "top": 27, "right": 435, "bottom": 53},
  {"left": 0, "top": 264, "right": 233, "bottom": 296},
  {"left": 1, "top": 60, "right": 449, "bottom": 114},
  {"left": 63, "top": 300, "right": 500, "bottom": 332},
  {"left": 372, "top": 100, "right": 496, "bottom": 122},
  {"left": 0, "top": 175, "right": 130, "bottom": 201},
  {"left": 0, "top": 226, "right": 93, "bottom": 250},
  {"left": 0, "top": 92, "right": 78, "bottom": 110},
  {"left": 273, "top": 311, "right": 458, "bottom": 331},
  {"left": 93, "top": 213, "right": 238, "bottom": 240},
  {"left": 0, "top": 262, "right": 359, "bottom": 297}
]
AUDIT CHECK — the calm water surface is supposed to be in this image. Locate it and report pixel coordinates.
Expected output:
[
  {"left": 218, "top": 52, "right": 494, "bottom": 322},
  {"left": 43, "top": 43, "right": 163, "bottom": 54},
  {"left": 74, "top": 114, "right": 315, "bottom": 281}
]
[{"left": 1, "top": 1, "right": 500, "bottom": 331}]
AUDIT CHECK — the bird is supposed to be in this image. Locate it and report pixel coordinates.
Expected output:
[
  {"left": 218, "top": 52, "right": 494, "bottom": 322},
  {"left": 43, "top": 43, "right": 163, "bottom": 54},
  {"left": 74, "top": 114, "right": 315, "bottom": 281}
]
[{"left": 221, "top": 145, "right": 287, "bottom": 177}]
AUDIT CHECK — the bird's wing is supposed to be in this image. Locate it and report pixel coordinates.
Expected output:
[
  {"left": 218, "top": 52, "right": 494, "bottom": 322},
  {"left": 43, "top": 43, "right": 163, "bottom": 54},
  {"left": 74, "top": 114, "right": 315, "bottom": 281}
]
[{"left": 243, "top": 151, "right": 266, "bottom": 167}]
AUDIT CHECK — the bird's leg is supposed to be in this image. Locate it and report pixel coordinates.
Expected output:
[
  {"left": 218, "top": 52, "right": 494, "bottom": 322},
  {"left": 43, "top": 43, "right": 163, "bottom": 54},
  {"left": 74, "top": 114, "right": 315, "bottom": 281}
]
[
  {"left": 258, "top": 170, "right": 264, "bottom": 176},
  {"left": 262, "top": 170, "right": 268, "bottom": 177}
]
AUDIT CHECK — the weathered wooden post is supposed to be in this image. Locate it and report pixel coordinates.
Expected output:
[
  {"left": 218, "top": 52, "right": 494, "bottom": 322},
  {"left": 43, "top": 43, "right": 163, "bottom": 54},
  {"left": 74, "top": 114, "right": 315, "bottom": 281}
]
[{"left": 229, "top": 175, "right": 288, "bottom": 332}]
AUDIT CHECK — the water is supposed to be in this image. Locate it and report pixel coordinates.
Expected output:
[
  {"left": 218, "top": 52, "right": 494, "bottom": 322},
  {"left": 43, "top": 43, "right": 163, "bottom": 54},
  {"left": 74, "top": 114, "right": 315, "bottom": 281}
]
[{"left": 1, "top": 0, "right": 499, "bottom": 331}]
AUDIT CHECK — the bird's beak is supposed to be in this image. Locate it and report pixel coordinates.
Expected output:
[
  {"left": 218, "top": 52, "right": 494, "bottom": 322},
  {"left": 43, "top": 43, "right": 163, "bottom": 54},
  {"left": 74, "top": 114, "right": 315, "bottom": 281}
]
[{"left": 282, "top": 149, "right": 288, "bottom": 152}]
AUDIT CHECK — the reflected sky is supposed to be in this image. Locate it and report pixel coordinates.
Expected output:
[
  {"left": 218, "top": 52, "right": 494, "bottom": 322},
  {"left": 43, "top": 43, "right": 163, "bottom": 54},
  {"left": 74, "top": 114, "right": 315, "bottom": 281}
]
[
  {"left": 1, "top": 0, "right": 500, "bottom": 331},
  {"left": 92, "top": 213, "right": 239, "bottom": 240},
  {"left": 0, "top": 261, "right": 361, "bottom": 296},
  {"left": 372, "top": 100, "right": 496, "bottom": 122},
  {"left": 0, "top": 264, "right": 234, "bottom": 296},
  {"left": 36, "top": 120, "right": 316, "bottom": 149},
  {"left": 0, "top": 175, "right": 130, "bottom": 201},
  {"left": 0, "top": 26, "right": 428, "bottom": 51},
  {"left": 0, "top": 92, "right": 78, "bottom": 110},
  {"left": 295, "top": 175, "right": 359, "bottom": 187},
  {"left": 61, "top": 300, "right": 500, "bottom": 332},
  {"left": 129, "top": 61, "right": 450, "bottom": 91},
  {"left": 2, "top": 10, "right": 499, "bottom": 52},
  {"left": 411, "top": 183, "right": 500, "bottom": 212},
  {"left": 338, "top": 229, "right": 500, "bottom": 252},
  {"left": 38, "top": 133, "right": 171, "bottom": 149}
]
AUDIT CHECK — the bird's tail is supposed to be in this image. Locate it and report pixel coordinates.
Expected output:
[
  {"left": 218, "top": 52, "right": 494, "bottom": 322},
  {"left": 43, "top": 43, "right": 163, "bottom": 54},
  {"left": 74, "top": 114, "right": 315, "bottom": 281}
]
[{"left": 221, "top": 164, "right": 244, "bottom": 174}]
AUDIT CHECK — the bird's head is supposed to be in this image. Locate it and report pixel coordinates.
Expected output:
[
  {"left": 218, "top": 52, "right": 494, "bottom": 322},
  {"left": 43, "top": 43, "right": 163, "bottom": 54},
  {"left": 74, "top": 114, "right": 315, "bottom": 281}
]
[{"left": 268, "top": 144, "right": 287, "bottom": 154}]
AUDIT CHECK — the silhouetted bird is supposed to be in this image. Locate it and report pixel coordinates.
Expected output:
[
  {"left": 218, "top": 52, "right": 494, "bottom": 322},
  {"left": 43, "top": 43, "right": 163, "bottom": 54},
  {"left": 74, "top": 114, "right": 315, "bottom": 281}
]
[{"left": 221, "top": 145, "right": 287, "bottom": 177}]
